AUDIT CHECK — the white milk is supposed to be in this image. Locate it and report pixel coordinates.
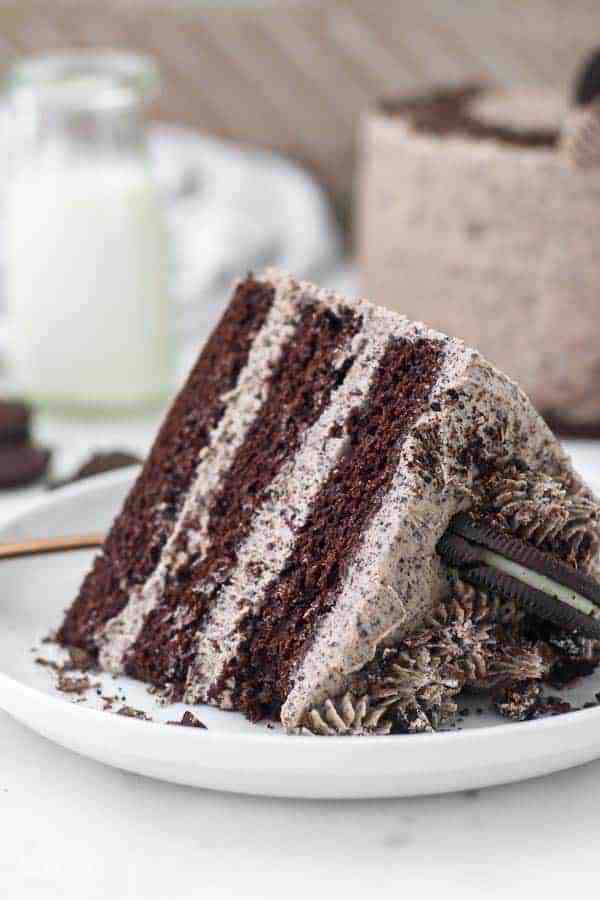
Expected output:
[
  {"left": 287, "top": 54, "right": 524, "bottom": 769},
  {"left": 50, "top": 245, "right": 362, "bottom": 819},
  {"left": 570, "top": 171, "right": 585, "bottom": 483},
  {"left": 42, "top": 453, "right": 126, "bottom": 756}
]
[{"left": 5, "top": 156, "right": 171, "bottom": 411}]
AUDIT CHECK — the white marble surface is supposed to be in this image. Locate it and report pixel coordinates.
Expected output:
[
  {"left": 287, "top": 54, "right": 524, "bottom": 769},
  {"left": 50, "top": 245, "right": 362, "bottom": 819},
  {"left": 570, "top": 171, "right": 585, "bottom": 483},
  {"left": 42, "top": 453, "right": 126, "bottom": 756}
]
[
  {"left": 0, "top": 434, "right": 599, "bottom": 896},
  {"left": 2, "top": 695, "right": 600, "bottom": 898},
  {"left": 1, "top": 254, "right": 599, "bottom": 897}
]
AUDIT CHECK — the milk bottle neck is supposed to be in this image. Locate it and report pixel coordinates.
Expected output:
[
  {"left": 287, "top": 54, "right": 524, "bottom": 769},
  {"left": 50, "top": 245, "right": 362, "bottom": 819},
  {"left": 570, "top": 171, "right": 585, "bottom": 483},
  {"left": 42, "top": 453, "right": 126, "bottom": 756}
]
[{"left": 6, "top": 51, "right": 158, "bottom": 169}]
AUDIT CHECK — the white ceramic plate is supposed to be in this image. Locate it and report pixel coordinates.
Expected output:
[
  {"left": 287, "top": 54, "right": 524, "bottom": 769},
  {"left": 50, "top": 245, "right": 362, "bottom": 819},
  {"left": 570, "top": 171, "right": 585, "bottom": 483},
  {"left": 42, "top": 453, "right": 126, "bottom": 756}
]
[{"left": 2, "top": 469, "right": 600, "bottom": 799}]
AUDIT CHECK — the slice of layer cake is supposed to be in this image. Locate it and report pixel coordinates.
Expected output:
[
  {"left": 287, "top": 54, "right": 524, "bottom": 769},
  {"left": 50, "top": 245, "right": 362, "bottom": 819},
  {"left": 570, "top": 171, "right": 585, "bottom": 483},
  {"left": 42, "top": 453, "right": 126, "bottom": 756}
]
[{"left": 58, "top": 271, "right": 585, "bottom": 731}]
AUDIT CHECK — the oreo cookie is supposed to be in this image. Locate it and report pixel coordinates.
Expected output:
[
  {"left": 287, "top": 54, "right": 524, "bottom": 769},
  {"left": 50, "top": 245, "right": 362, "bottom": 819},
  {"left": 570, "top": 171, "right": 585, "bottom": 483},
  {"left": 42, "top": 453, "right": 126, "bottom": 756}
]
[
  {"left": 0, "top": 400, "right": 30, "bottom": 446},
  {"left": 0, "top": 445, "right": 51, "bottom": 489},
  {"left": 0, "top": 398, "right": 53, "bottom": 489},
  {"left": 438, "top": 512, "right": 600, "bottom": 639}
]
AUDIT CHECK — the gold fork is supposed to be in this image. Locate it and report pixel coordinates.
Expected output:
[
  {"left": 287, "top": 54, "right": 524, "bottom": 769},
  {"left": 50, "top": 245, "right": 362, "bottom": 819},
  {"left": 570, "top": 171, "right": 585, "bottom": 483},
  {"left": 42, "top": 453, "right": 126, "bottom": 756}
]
[{"left": 0, "top": 533, "right": 104, "bottom": 560}]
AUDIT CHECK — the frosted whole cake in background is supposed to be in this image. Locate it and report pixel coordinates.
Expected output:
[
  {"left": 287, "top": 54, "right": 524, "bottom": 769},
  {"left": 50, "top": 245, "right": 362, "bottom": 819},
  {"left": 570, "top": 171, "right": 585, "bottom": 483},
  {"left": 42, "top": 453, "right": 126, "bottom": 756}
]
[{"left": 358, "top": 75, "right": 600, "bottom": 436}]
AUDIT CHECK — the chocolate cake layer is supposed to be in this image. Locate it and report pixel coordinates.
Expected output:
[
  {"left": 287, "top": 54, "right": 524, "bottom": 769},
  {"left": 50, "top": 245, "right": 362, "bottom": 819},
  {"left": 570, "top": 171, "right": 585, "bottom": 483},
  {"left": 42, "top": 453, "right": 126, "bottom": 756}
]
[
  {"left": 58, "top": 278, "right": 275, "bottom": 651},
  {"left": 232, "top": 337, "right": 442, "bottom": 719},
  {"left": 122, "top": 301, "right": 360, "bottom": 692},
  {"left": 94, "top": 278, "right": 313, "bottom": 671},
  {"left": 182, "top": 294, "right": 402, "bottom": 708}
]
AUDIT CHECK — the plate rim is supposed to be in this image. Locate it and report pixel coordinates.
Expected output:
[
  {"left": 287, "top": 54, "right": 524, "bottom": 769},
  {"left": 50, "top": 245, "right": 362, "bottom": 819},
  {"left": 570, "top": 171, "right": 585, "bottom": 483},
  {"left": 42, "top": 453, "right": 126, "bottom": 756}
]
[{"left": 0, "top": 468, "right": 600, "bottom": 753}]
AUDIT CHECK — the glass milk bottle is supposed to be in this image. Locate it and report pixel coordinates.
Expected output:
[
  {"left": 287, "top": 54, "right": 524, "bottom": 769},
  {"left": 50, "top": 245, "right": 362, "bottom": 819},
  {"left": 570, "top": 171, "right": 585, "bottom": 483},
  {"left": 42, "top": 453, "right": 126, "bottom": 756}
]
[{"left": 4, "top": 51, "right": 171, "bottom": 413}]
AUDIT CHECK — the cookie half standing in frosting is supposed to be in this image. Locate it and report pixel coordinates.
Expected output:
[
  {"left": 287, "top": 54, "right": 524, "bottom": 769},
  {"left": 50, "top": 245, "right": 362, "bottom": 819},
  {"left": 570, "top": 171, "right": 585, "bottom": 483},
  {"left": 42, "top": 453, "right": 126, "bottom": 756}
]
[
  {"left": 438, "top": 512, "right": 600, "bottom": 639},
  {"left": 301, "top": 464, "right": 600, "bottom": 736}
]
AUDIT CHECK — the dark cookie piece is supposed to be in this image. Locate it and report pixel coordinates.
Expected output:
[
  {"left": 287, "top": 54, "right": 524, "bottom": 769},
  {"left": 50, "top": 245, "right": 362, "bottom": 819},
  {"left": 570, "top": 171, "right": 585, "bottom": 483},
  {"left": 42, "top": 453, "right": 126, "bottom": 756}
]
[
  {"left": 0, "top": 400, "right": 30, "bottom": 446},
  {"left": 438, "top": 513, "right": 600, "bottom": 640},
  {"left": 575, "top": 46, "right": 600, "bottom": 106},
  {"left": 0, "top": 445, "right": 51, "bottom": 489},
  {"left": 166, "top": 711, "right": 207, "bottom": 729},
  {"left": 548, "top": 656, "right": 599, "bottom": 690},
  {"left": 49, "top": 451, "right": 142, "bottom": 490}
]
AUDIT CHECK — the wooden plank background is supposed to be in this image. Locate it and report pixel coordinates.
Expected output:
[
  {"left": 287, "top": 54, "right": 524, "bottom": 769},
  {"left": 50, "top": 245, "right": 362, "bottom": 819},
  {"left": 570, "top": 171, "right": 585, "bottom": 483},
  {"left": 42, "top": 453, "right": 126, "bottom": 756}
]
[{"left": 0, "top": 0, "right": 598, "bottom": 226}]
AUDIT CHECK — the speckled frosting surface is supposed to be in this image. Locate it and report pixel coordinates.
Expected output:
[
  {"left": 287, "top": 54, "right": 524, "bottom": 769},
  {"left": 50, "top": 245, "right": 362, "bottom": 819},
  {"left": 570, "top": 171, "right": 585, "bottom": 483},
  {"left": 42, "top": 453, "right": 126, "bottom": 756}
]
[
  {"left": 359, "top": 85, "right": 600, "bottom": 433},
  {"left": 58, "top": 270, "right": 584, "bottom": 731}
]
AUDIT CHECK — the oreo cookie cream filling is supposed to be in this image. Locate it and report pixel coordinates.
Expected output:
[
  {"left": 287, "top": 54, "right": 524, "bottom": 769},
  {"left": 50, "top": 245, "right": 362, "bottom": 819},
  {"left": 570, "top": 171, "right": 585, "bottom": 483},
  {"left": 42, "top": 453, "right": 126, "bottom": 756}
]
[{"left": 438, "top": 514, "right": 600, "bottom": 639}]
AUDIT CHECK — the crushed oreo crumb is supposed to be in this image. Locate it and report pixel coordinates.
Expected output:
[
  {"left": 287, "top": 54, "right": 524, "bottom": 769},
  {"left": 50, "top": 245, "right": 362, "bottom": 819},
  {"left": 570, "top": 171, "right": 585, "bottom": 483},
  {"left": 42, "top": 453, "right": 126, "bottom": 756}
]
[
  {"left": 56, "top": 673, "right": 96, "bottom": 695},
  {"left": 35, "top": 656, "right": 61, "bottom": 671},
  {"left": 67, "top": 647, "right": 94, "bottom": 672},
  {"left": 494, "top": 682, "right": 575, "bottom": 721},
  {"left": 117, "top": 706, "right": 152, "bottom": 721},
  {"left": 494, "top": 682, "right": 544, "bottom": 721}
]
